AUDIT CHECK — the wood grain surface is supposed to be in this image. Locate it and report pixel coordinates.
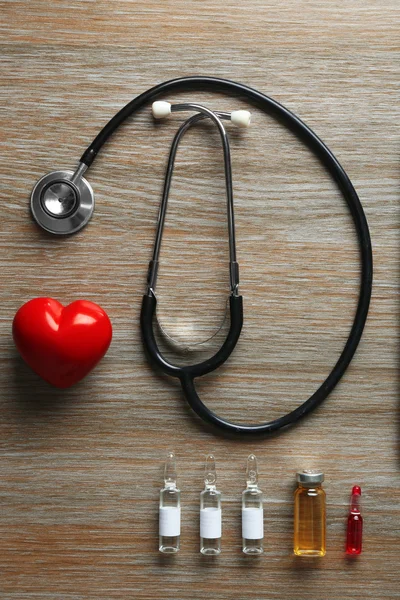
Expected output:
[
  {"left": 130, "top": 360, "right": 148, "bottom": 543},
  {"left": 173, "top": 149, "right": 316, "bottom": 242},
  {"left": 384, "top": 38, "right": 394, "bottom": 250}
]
[{"left": 1, "top": 1, "right": 399, "bottom": 599}]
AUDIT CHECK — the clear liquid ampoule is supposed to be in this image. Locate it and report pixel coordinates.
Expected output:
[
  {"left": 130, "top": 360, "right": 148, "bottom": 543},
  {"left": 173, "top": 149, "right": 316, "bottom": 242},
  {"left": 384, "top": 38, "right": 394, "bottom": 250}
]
[
  {"left": 200, "top": 454, "right": 222, "bottom": 555},
  {"left": 294, "top": 470, "right": 326, "bottom": 557},
  {"left": 159, "top": 452, "right": 181, "bottom": 553},
  {"left": 242, "top": 454, "right": 264, "bottom": 554}
]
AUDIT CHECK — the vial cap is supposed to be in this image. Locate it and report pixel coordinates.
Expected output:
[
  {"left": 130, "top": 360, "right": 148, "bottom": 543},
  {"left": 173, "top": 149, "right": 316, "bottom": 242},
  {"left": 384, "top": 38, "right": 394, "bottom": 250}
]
[{"left": 296, "top": 470, "right": 324, "bottom": 484}]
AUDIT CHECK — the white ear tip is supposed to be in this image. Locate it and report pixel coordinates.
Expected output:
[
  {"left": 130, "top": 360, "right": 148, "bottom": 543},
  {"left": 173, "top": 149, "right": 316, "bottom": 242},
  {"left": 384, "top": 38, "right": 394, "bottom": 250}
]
[
  {"left": 152, "top": 101, "right": 171, "bottom": 119},
  {"left": 231, "top": 110, "right": 251, "bottom": 128}
]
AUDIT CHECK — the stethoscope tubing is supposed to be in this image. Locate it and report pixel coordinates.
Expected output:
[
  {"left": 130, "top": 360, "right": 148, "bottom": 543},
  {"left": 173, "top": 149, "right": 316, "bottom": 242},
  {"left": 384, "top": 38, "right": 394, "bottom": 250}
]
[{"left": 80, "top": 76, "right": 372, "bottom": 436}]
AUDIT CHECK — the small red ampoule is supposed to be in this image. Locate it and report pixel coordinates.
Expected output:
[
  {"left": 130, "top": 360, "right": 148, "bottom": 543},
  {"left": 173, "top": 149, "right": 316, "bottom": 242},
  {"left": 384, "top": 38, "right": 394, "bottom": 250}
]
[{"left": 346, "top": 485, "right": 363, "bottom": 555}]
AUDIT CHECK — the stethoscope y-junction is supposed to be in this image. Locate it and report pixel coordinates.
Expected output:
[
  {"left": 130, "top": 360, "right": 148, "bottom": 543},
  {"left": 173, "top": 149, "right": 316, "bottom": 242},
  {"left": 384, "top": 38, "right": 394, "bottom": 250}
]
[{"left": 29, "top": 76, "right": 373, "bottom": 437}]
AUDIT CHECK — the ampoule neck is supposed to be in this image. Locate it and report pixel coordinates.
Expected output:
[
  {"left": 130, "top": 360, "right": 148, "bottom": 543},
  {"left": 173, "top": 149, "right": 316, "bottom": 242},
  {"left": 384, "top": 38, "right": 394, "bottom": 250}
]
[{"left": 165, "top": 481, "right": 177, "bottom": 490}]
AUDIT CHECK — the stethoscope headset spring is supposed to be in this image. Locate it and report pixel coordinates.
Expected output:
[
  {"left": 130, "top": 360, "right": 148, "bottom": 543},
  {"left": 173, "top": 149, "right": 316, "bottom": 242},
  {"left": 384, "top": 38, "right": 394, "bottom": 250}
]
[{"left": 30, "top": 76, "right": 373, "bottom": 437}]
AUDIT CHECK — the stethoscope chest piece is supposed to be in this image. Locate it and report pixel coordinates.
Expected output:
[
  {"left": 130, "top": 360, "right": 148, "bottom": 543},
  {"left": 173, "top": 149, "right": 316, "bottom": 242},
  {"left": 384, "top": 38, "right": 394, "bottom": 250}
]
[{"left": 31, "top": 169, "right": 94, "bottom": 235}]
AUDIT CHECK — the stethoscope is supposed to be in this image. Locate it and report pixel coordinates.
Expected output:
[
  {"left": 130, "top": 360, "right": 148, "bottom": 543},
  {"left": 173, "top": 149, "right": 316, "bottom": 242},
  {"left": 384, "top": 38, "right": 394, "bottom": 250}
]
[{"left": 29, "top": 76, "right": 373, "bottom": 437}]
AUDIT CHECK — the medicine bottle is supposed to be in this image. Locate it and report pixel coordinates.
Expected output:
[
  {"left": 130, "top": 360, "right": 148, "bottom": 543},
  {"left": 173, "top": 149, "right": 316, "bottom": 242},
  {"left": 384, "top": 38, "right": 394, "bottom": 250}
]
[
  {"left": 159, "top": 453, "right": 181, "bottom": 553},
  {"left": 294, "top": 470, "right": 326, "bottom": 557},
  {"left": 200, "top": 454, "right": 222, "bottom": 555},
  {"left": 242, "top": 454, "right": 263, "bottom": 554},
  {"left": 346, "top": 485, "right": 363, "bottom": 555}
]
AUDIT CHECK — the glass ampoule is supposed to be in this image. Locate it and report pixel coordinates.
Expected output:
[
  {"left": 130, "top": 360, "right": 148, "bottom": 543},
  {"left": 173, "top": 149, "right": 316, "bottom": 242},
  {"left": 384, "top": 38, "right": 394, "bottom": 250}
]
[
  {"left": 294, "top": 470, "right": 326, "bottom": 557},
  {"left": 159, "top": 452, "right": 181, "bottom": 553},
  {"left": 346, "top": 485, "right": 363, "bottom": 555},
  {"left": 242, "top": 454, "right": 264, "bottom": 554},
  {"left": 200, "top": 454, "right": 222, "bottom": 555}
]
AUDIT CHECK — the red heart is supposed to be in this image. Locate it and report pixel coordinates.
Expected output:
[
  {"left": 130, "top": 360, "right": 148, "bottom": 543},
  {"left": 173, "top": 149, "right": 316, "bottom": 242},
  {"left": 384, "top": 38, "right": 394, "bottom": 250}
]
[{"left": 13, "top": 298, "right": 112, "bottom": 388}]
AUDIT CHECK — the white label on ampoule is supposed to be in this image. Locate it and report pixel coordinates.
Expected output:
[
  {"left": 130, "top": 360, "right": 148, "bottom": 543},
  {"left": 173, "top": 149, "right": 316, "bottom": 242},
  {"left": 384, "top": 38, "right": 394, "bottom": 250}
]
[
  {"left": 200, "top": 507, "right": 222, "bottom": 539},
  {"left": 242, "top": 507, "right": 264, "bottom": 540},
  {"left": 159, "top": 506, "right": 181, "bottom": 537}
]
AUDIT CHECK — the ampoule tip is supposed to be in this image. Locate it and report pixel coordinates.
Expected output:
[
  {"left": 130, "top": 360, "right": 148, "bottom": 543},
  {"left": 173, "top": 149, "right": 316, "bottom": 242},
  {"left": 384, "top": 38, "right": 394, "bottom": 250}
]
[
  {"left": 246, "top": 453, "right": 258, "bottom": 486},
  {"left": 164, "top": 452, "right": 177, "bottom": 487},
  {"left": 204, "top": 454, "right": 217, "bottom": 486}
]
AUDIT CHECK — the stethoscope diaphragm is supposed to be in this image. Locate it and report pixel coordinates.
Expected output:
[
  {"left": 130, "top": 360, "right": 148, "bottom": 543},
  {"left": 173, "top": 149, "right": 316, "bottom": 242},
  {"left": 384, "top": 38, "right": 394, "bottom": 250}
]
[{"left": 30, "top": 169, "right": 94, "bottom": 235}]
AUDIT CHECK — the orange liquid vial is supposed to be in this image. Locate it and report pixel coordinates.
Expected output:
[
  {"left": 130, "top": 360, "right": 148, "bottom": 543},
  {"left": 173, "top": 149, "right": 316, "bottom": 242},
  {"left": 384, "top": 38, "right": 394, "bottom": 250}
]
[{"left": 294, "top": 470, "right": 326, "bottom": 557}]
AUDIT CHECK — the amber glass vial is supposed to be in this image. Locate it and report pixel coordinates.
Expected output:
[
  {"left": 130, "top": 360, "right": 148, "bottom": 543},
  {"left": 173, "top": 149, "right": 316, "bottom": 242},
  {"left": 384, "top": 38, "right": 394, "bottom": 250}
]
[{"left": 294, "top": 470, "right": 326, "bottom": 557}]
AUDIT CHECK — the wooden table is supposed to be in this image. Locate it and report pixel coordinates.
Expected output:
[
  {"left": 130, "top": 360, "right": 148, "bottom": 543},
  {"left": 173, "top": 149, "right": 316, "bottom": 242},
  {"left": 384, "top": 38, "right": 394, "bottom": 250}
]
[{"left": 1, "top": 1, "right": 399, "bottom": 598}]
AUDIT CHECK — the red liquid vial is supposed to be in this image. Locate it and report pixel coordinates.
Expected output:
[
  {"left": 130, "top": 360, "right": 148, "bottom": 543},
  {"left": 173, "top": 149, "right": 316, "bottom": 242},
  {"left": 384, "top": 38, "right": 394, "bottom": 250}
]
[{"left": 346, "top": 485, "right": 363, "bottom": 555}]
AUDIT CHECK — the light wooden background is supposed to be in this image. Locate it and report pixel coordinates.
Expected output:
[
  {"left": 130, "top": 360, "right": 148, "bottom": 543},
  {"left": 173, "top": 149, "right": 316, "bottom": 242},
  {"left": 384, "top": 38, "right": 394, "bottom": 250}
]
[{"left": 1, "top": 1, "right": 399, "bottom": 599}]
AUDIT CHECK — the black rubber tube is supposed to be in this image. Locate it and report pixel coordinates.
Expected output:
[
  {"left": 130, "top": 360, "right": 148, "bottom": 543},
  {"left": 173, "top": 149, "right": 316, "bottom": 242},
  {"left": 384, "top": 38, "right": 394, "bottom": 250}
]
[
  {"left": 83, "top": 76, "right": 372, "bottom": 436},
  {"left": 141, "top": 294, "right": 243, "bottom": 378}
]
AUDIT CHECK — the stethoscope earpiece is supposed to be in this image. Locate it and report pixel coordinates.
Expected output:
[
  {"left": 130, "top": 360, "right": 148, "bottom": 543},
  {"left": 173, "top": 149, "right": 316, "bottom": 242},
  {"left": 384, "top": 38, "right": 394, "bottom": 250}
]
[{"left": 30, "top": 166, "right": 94, "bottom": 235}]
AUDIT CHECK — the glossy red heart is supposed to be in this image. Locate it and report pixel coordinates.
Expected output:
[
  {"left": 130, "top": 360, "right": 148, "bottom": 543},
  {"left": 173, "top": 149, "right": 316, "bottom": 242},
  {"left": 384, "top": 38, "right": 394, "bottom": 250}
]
[{"left": 13, "top": 298, "right": 112, "bottom": 388}]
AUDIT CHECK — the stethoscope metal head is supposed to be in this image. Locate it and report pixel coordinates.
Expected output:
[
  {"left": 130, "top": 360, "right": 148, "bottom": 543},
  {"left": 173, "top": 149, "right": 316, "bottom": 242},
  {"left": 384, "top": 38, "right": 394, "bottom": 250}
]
[{"left": 30, "top": 164, "right": 94, "bottom": 235}]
